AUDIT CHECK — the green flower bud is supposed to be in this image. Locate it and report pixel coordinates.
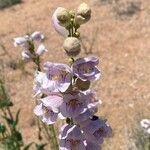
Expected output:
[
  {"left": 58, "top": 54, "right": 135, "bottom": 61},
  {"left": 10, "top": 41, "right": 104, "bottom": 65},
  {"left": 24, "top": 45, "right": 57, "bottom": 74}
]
[
  {"left": 76, "top": 3, "right": 91, "bottom": 25},
  {"left": 56, "top": 7, "right": 70, "bottom": 27},
  {"left": 63, "top": 37, "right": 81, "bottom": 57},
  {"left": 75, "top": 78, "right": 90, "bottom": 91}
]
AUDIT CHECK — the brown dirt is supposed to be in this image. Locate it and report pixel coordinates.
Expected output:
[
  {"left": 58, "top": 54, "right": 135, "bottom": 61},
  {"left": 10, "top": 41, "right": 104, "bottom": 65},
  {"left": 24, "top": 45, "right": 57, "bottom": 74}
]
[{"left": 0, "top": 0, "right": 150, "bottom": 149}]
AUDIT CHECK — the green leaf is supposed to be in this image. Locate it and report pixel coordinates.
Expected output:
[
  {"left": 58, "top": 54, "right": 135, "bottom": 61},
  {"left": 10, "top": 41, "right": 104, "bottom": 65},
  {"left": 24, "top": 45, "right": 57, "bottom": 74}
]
[
  {"left": 2, "top": 116, "right": 15, "bottom": 126},
  {"left": 0, "top": 123, "right": 6, "bottom": 134},
  {"left": 0, "top": 98, "right": 13, "bottom": 108},
  {"left": 12, "top": 130, "right": 23, "bottom": 142},
  {"left": 35, "top": 143, "right": 47, "bottom": 150},
  {"left": 2, "top": 116, "right": 15, "bottom": 127}
]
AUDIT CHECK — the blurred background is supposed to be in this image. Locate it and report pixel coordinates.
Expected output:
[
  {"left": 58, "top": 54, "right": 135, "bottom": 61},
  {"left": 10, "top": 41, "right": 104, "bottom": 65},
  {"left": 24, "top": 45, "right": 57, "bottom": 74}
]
[{"left": 0, "top": 0, "right": 150, "bottom": 149}]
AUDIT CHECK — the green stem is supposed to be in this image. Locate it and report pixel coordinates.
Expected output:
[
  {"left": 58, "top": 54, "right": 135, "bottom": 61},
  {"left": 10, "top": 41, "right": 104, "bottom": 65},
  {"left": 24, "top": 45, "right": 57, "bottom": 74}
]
[
  {"left": 33, "top": 54, "right": 59, "bottom": 149},
  {"left": 48, "top": 125, "right": 59, "bottom": 150}
]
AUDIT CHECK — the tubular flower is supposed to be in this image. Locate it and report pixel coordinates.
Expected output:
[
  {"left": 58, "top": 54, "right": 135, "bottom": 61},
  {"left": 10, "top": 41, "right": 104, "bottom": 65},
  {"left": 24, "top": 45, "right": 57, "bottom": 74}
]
[
  {"left": 84, "top": 141, "right": 101, "bottom": 150},
  {"left": 31, "top": 31, "right": 44, "bottom": 42},
  {"left": 84, "top": 90, "right": 102, "bottom": 114},
  {"left": 59, "top": 124, "right": 86, "bottom": 150},
  {"left": 72, "top": 56, "right": 101, "bottom": 81},
  {"left": 36, "top": 44, "right": 47, "bottom": 56},
  {"left": 34, "top": 95, "right": 63, "bottom": 124},
  {"left": 14, "top": 31, "right": 46, "bottom": 59},
  {"left": 60, "top": 92, "right": 87, "bottom": 118},
  {"left": 33, "top": 71, "right": 59, "bottom": 96},
  {"left": 44, "top": 62, "right": 72, "bottom": 92},
  {"left": 81, "top": 118, "right": 112, "bottom": 145}
]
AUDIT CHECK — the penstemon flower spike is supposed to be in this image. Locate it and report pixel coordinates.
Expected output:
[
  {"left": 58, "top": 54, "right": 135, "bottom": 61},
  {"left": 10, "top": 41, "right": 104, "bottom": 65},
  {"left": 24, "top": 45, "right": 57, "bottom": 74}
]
[{"left": 14, "top": 3, "right": 112, "bottom": 150}]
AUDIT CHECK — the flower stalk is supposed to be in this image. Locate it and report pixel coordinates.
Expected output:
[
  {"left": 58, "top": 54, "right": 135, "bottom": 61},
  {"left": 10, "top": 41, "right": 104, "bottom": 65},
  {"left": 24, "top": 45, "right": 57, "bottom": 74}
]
[{"left": 14, "top": 3, "right": 112, "bottom": 150}]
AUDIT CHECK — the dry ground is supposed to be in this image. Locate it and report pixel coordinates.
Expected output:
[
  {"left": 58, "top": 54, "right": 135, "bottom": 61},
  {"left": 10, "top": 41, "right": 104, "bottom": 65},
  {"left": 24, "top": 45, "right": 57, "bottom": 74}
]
[{"left": 0, "top": 0, "right": 150, "bottom": 149}]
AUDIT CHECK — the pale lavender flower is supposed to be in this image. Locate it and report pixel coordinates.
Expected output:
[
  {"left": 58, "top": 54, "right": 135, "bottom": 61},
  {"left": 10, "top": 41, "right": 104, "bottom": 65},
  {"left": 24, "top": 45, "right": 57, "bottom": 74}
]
[
  {"left": 84, "top": 90, "right": 102, "bottom": 114},
  {"left": 60, "top": 92, "right": 88, "bottom": 118},
  {"left": 44, "top": 62, "right": 72, "bottom": 92},
  {"left": 34, "top": 94, "right": 63, "bottom": 124},
  {"left": 52, "top": 8, "right": 69, "bottom": 37},
  {"left": 72, "top": 56, "right": 101, "bottom": 81},
  {"left": 21, "top": 50, "right": 32, "bottom": 60},
  {"left": 60, "top": 124, "right": 86, "bottom": 150},
  {"left": 33, "top": 71, "right": 59, "bottom": 96},
  {"left": 74, "top": 109, "right": 92, "bottom": 124},
  {"left": 14, "top": 32, "right": 47, "bottom": 57},
  {"left": 31, "top": 31, "right": 44, "bottom": 42},
  {"left": 36, "top": 44, "right": 47, "bottom": 56},
  {"left": 82, "top": 118, "right": 112, "bottom": 145},
  {"left": 84, "top": 141, "right": 101, "bottom": 150},
  {"left": 13, "top": 37, "right": 29, "bottom": 48}
]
